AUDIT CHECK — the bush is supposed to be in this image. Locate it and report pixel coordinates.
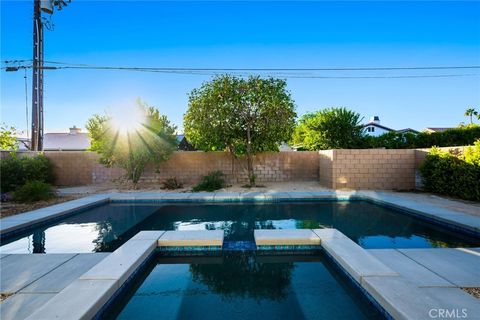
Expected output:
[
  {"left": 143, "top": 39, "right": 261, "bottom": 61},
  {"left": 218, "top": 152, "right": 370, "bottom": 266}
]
[
  {"left": 420, "top": 141, "right": 480, "bottom": 201},
  {"left": 1, "top": 154, "right": 54, "bottom": 192},
  {"left": 291, "top": 108, "right": 364, "bottom": 150},
  {"left": 192, "top": 171, "right": 225, "bottom": 192},
  {"left": 161, "top": 177, "right": 183, "bottom": 190},
  {"left": 13, "top": 180, "right": 56, "bottom": 202},
  {"left": 361, "top": 126, "right": 480, "bottom": 149}
]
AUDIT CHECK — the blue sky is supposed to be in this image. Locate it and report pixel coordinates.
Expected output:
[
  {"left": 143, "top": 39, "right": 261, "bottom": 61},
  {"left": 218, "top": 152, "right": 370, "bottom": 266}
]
[{"left": 1, "top": 1, "right": 480, "bottom": 133}]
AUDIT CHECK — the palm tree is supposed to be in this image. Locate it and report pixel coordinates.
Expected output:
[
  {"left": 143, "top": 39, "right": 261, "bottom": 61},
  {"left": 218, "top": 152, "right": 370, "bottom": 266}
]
[{"left": 465, "top": 108, "right": 478, "bottom": 124}]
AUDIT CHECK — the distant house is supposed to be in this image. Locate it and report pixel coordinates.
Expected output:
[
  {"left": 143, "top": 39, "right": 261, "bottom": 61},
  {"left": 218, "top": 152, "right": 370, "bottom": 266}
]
[
  {"left": 363, "top": 116, "right": 419, "bottom": 137},
  {"left": 43, "top": 126, "right": 90, "bottom": 151},
  {"left": 363, "top": 116, "right": 394, "bottom": 137},
  {"left": 396, "top": 128, "right": 420, "bottom": 135},
  {"left": 15, "top": 126, "right": 91, "bottom": 151},
  {"left": 423, "top": 127, "right": 454, "bottom": 134}
]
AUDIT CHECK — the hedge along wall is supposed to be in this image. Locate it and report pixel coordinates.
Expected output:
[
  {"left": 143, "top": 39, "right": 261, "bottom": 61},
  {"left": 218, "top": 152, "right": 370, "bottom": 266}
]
[{"left": 2, "top": 151, "right": 319, "bottom": 186}]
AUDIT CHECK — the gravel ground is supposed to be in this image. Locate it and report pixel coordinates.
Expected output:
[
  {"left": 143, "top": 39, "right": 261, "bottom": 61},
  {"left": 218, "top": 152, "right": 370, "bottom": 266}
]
[{"left": 463, "top": 288, "right": 480, "bottom": 299}]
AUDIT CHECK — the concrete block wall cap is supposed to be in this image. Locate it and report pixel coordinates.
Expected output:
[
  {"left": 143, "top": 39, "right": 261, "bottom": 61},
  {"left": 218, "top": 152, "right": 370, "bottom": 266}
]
[
  {"left": 24, "top": 279, "right": 117, "bottom": 320},
  {"left": 321, "top": 237, "right": 398, "bottom": 283},
  {"left": 254, "top": 229, "right": 321, "bottom": 246},
  {"left": 130, "top": 230, "right": 166, "bottom": 241},
  {"left": 158, "top": 230, "right": 224, "bottom": 247}
]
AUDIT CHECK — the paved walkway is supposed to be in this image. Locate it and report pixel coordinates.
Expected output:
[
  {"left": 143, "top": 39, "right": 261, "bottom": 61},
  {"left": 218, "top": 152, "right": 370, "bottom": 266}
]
[
  {"left": 368, "top": 247, "right": 480, "bottom": 318},
  {"left": 0, "top": 253, "right": 108, "bottom": 320}
]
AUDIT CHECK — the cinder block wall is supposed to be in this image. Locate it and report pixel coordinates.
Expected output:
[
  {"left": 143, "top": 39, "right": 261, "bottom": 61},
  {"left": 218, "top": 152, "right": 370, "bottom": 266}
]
[
  {"left": 318, "top": 149, "right": 416, "bottom": 190},
  {"left": 3, "top": 146, "right": 469, "bottom": 189},
  {"left": 334, "top": 149, "right": 416, "bottom": 190},
  {"left": 318, "top": 150, "right": 334, "bottom": 187},
  {"left": 4, "top": 151, "right": 319, "bottom": 186},
  {"left": 93, "top": 151, "right": 320, "bottom": 185}
]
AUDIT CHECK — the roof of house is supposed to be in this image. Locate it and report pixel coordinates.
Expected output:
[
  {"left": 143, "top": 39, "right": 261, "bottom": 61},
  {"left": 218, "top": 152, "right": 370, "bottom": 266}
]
[
  {"left": 43, "top": 132, "right": 91, "bottom": 150},
  {"left": 362, "top": 122, "right": 395, "bottom": 132},
  {"left": 396, "top": 128, "right": 420, "bottom": 134},
  {"left": 424, "top": 127, "right": 454, "bottom": 133}
]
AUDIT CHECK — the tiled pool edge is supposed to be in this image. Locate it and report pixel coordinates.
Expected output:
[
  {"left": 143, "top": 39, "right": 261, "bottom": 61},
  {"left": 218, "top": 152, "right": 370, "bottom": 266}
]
[{"left": 2, "top": 191, "right": 478, "bottom": 240}]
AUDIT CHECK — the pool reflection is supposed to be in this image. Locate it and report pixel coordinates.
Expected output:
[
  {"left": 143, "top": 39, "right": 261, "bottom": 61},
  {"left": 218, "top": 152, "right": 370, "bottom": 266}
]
[{"left": 1, "top": 201, "right": 479, "bottom": 253}]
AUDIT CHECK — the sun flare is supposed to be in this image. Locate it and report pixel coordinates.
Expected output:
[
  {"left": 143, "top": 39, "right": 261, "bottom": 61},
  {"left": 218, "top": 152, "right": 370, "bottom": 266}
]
[{"left": 109, "top": 104, "right": 146, "bottom": 135}]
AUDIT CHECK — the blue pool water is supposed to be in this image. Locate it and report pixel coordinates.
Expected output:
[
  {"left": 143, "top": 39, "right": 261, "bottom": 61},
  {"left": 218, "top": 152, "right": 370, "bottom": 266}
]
[
  {"left": 105, "top": 253, "right": 384, "bottom": 320},
  {"left": 1, "top": 201, "right": 479, "bottom": 253}
]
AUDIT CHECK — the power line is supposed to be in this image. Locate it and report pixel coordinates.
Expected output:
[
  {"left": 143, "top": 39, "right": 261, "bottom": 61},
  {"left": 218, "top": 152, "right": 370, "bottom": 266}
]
[
  {"left": 3, "top": 60, "right": 480, "bottom": 71},
  {"left": 3, "top": 61, "right": 480, "bottom": 78}
]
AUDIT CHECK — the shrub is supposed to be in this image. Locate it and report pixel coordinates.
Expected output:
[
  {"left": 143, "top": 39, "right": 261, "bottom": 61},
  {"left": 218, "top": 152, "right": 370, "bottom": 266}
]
[
  {"left": 291, "top": 108, "right": 364, "bottom": 150},
  {"left": 13, "top": 180, "right": 56, "bottom": 202},
  {"left": 86, "top": 99, "right": 177, "bottom": 187},
  {"left": 361, "top": 126, "right": 480, "bottom": 149},
  {"left": 161, "top": 177, "right": 183, "bottom": 190},
  {"left": 192, "top": 171, "right": 225, "bottom": 192},
  {"left": 0, "top": 154, "right": 54, "bottom": 192},
  {"left": 420, "top": 141, "right": 480, "bottom": 201}
]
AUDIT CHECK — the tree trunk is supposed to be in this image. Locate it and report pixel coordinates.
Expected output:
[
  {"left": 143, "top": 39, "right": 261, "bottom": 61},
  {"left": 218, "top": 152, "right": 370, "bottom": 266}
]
[{"left": 246, "top": 125, "right": 255, "bottom": 187}]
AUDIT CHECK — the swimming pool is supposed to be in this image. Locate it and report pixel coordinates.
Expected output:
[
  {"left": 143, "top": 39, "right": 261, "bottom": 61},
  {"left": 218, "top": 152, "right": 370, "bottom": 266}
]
[
  {"left": 104, "top": 253, "right": 384, "bottom": 320},
  {"left": 1, "top": 200, "right": 479, "bottom": 253}
]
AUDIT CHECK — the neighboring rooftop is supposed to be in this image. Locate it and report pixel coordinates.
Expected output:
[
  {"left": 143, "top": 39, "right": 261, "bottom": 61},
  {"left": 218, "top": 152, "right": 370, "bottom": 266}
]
[
  {"left": 424, "top": 127, "right": 455, "bottom": 133},
  {"left": 43, "top": 126, "right": 91, "bottom": 151}
]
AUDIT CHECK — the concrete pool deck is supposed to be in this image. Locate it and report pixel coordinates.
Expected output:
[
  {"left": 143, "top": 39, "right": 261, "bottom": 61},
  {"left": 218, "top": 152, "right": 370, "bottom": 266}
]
[
  {"left": 0, "top": 253, "right": 109, "bottom": 320},
  {"left": 1, "top": 229, "right": 479, "bottom": 320},
  {"left": 1, "top": 191, "right": 479, "bottom": 319}
]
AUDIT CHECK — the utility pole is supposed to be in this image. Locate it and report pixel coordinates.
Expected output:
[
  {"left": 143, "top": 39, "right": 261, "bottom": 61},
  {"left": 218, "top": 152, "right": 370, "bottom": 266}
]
[
  {"left": 30, "top": 0, "right": 70, "bottom": 150},
  {"left": 31, "top": 0, "right": 43, "bottom": 151}
]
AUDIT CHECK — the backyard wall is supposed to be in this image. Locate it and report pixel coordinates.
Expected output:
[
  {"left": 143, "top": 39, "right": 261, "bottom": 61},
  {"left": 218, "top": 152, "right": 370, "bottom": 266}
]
[
  {"left": 2, "top": 151, "right": 319, "bottom": 186},
  {"left": 2, "top": 146, "right": 469, "bottom": 189},
  {"left": 318, "top": 149, "right": 416, "bottom": 190}
]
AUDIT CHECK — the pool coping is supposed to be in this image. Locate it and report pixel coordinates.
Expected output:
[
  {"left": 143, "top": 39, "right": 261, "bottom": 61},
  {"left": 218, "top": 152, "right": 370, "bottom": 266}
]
[
  {"left": 1, "top": 190, "right": 479, "bottom": 239},
  {"left": 22, "top": 229, "right": 480, "bottom": 320}
]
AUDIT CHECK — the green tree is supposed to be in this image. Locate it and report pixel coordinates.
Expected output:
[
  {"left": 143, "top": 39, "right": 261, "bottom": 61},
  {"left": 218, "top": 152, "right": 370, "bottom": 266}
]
[
  {"left": 465, "top": 108, "right": 478, "bottom": 124},
  {"left": 184, "top": 75, "right": 296, "bottom": 186},
  {"left": 86, "top": 100, "right": 177, "bottom": 187},
  {"left": 291, "top": 108, "right": 364, "bottom": 150},
  {"left": 0, "top": 124, "right": 18, "bottom": 151}
]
